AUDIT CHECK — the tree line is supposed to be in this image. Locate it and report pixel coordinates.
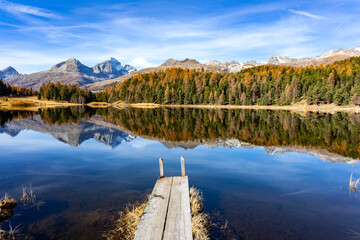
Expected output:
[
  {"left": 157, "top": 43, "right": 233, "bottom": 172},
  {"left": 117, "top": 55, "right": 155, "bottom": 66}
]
[
  {"left": 0, "top": 79, "right": 36, "bottom": 97},
  {"left": 101, "top": 56, "right": 360, "bottom": 106},
  {"left": 38, "top": 82, "right": 97, "bottom": 104},
  {"left": 4, "top": 56, "right": 360, "bottom": 106}
]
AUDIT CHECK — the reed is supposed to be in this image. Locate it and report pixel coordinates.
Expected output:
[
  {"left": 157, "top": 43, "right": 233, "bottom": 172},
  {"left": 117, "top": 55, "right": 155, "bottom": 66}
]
[
  {"left": 0, "top": 193, "right": 16, "bottom": 209},
  {"left": 0, "top": 222, "right": 21, "bottom": 240},
  {"left": 349, "top": 173, "right": 360, "bottom": 192},
  {"left": 104, "top": 196, "right": 149, "bottom": 240},
  {"left": 189, "top": 187, "right": 211, "bottom": 240},
  {"left": 105, "top": 187, "right": 211, "bottom": 240}
]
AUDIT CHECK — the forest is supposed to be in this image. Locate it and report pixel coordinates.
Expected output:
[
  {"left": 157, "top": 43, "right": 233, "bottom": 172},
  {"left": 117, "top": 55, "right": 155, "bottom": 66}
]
[
  {"left": 0, "top": 79, "right": 36, "bottom": 97},
  {"left": 101, "top": 56, "right": 360, "bottom": 106},
  {"left": 3, "top": 56, "right": 360, "bottom": 106},
  {"left": 38, "top": 82, "right": 97, "bottom": 104}
]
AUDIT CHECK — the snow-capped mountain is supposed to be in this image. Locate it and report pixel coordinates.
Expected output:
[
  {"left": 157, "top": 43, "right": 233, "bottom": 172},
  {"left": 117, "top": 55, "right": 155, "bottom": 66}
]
[
  {"left": 206, "top": 60, "right": 260, "bottom": 73},
  {"left": 92, "top": 57, "right": 136, "bottom": 78},
  {"left": 4, "top": 46, "right": 360, "bottom": 91},
  {"left": 267, "top": 46, "right": 360, "bottom": 66},
  {"left": 1, "top": 115, "right": 136, "bottom": 148},
  {"left": 6, "top": 57, "right": 136, "bottom": 90},
  {"left": 0, "top": 66, "right": 21, "bottom": 80}
]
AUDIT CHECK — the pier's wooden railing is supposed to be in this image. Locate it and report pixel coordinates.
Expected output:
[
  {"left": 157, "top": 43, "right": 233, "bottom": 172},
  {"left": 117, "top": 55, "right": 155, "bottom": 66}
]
[{"left": 134, "top": 156, "right": 193, "bottom": 240}]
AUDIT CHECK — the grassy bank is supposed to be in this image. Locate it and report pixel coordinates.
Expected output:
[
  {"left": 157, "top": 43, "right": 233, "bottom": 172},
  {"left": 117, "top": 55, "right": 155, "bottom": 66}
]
[
  {"left": 114, "top": 100, "right": 360, "bottom": 114},
  {"left": 0, "top": 96, "right": 111, "bottom": 111},
  {"left": 105, "top": 187, "right": 210, "bottom": 240},
  {"left": 2, "top": 96, "right": 360, "bottom": 113}
]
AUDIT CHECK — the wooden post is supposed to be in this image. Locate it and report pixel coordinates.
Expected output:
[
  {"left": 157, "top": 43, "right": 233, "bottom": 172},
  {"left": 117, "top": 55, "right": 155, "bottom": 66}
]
[
  {"left": 181, "top": 156, "right": 185, "bottom": 176},
  {"left": 159, "top": 158, "right": 164, "bottom": 178}
]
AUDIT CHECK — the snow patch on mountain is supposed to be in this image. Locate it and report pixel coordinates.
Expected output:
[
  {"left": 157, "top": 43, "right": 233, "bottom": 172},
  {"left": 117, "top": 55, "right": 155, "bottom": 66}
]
[
  {"left": 206, "top": 60, "right": 259, "bottom": 73},
  {"left": 0, "top": 66, "right": 21, "bottom": 80}
]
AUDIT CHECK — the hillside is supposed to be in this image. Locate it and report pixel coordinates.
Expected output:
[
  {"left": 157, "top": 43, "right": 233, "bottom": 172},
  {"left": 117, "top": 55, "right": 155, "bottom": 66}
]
[
  {"left": 88, "top": 46, "right": 360, "bottom": 91},
  {"left": 100, "top": 56, "right": 360, "bottom": 106}
]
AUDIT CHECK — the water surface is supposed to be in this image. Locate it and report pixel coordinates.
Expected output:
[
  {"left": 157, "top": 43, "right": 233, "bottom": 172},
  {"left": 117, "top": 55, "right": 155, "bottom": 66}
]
[{"left": 1, "top": 107, "right": 360, "bottom": 240}]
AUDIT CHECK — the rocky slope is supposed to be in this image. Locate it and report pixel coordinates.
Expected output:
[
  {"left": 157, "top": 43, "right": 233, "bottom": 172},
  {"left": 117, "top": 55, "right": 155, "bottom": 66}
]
[
  {"left": 86, "top": 58, "right": 261, "bottom": 91},
  {"left": 4, "top": 46, "right": 360, "bottom": 91},
  {"left": 267, "top": 46, "right": 360, "bottom": 66},
  {"left": 153, "top": 138, "right": 359, "bottom": 166},
  {"left": 1, "top": 115, "right": 135, "bottom": 148},
  {"left": 0, "top": 66, "right": 21, "bottom": 80},
  {"left": 88, "top": 46, "right": 360, "bottom": 91},
  {"left": 5, "top": 58, "right": 135, "bottom": 90}
]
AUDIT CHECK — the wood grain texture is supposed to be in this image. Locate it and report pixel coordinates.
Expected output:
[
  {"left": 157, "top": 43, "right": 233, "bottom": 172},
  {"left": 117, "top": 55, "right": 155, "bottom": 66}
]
[
  {"left": 159, "top": 158, "right": 164, "bottom": 177},
  {"left": 163, "top": 176, "right": 193, "bottom": 240},
  {"left": 181, "top": 156, "right": 185, "bottom": 177},
  {"left": 134, "top": 177, "right": 173, "bottom": 240}
]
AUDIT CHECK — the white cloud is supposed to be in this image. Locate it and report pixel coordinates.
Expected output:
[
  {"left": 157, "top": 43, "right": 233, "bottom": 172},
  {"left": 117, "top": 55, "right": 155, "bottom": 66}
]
[
  {"left": 130, "top": 57, "right": 155, "bottom": 68},
  {"left": 0, "top": 0, "right": 59, "bottom": 18},
  {"left": 288, "top": 9, "right": 328, "bottom": 20},
  {"left": 0, "top": 1, "right": 359, "bottom": 73},
  {"left": 130, "top": 139, "right": 156, "bottom": 150}
]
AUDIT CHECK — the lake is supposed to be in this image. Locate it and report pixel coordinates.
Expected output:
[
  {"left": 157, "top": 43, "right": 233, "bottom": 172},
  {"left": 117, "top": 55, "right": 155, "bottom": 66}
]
[{"left": 1, "top": 107, "right": 360, "bottom": 240}]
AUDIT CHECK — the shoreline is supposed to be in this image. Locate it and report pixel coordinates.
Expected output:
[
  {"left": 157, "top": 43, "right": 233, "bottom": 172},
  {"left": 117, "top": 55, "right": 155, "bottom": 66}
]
[
  {"left": 115, "top": 102, "right": 360, "bottom": 114},
  {"left": 1, "top": 96, "right": 360, "bottom": 113},
  {"left": 0, "top": 96, "right": 112, "bottom": 111}
]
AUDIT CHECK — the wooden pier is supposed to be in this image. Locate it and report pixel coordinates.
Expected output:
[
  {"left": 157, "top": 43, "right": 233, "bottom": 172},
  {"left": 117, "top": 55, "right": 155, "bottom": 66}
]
[{"left": 134, "top": 156, "right": 193, "bottom": 240}]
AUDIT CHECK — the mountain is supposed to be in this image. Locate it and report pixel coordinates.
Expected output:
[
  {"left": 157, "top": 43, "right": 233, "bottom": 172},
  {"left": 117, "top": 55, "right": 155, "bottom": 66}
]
[
  {"left": 6, "top": 58, "right": 136, "bottom": 90},
  {"left": 1, "top": 115, "right": 135, "bottom": 148},
  {"left": 0, "top": 66, "right": 21, "bottom": 80},
  {"left": 161, "top": 58, "right": 202, "bottom": 67},
  {"left": 267, "top": 46, "right": 360, "bottom": 66},
  {"left": 92, "top": 57, "right": 136, "bottom": 78},
  {"left": 87, "top": 58, "right": 260, "bottom": 91},
  {"left": 4, "top": 46, "right": 360, "bottom": 91},
  {"left": 87, "top": 58, "right": 205, "bottom": 91},
  {"left": 205, "top": 60, "right": 260, "bottom": 73}
]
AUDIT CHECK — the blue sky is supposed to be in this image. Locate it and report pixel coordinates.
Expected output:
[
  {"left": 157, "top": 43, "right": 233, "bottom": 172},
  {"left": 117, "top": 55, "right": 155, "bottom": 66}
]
[{"left": 0, "top": 0, "right": 359, "bottom": 73}]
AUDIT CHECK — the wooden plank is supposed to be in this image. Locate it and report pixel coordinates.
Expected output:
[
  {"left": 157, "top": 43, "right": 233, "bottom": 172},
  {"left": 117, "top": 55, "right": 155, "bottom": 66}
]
[
  {"left": 159, "top": 158, "right": 164, "bottom": 177},
  {"left": 181, "top": 156, "right": 186, "bottom": 177},
  {"left": 163, "top": 176, "right": 193, "bottom": 240},
  {"left": 134, "top": 177, "right": 173, "bottom": 240}
]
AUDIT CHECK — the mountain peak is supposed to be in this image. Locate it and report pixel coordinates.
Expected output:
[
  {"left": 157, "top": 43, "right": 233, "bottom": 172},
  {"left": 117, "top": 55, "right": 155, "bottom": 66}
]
[
  {"left": 2, "top": 66, "right": 17, "bottom": 72},
  {"left": 63, "top": 58, "right": 81, "bottom": 64},
  {"left": 107, "top": 57, "right": 120, "bottom": 63},
  {"left": 51, "top": 58, "right": 85, "bottom": 72},
  {"left": 267, "top": 46, "right": 360, "bottom": 66},
  {"left": 161, "top": 58, "right": 201, "bottom": 66},
  {"left": 0, "top": 66, "right": 21, "bottom": 80}
]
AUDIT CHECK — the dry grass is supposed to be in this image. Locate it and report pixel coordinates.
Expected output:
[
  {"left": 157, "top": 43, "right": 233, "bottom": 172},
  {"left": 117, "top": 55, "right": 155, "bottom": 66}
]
[
  {"left": 190, "top": 187, "right": 210, "bottom": 240},
  {"left": 113, "top": 102, "right": 360, "bottom": 114},
  {"left": 105, "top": 187, "right": 210, "bottom": 240},
  {"left": 0, "top": 193, "right": 17, "bottom": 239},
  {"left": 0, "top": 222, "right": 21, "bottom": 240},
  {"left": 104, "top": 196, "right": 148, "bottom": 240},
  {"left": 0, "top": 193, "right": 16, "bottom": 210},
  {"left": 6, "top": 100, "right": 35, "bottom": 107},
  {"left": 0, "top": 96, "right": 108, "bottom": 111}
]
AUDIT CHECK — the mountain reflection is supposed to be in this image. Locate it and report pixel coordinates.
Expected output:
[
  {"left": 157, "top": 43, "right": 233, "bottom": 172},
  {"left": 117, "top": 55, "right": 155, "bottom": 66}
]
[{"left": 1, "top": 107, "right": 360, "bottom": 164}]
